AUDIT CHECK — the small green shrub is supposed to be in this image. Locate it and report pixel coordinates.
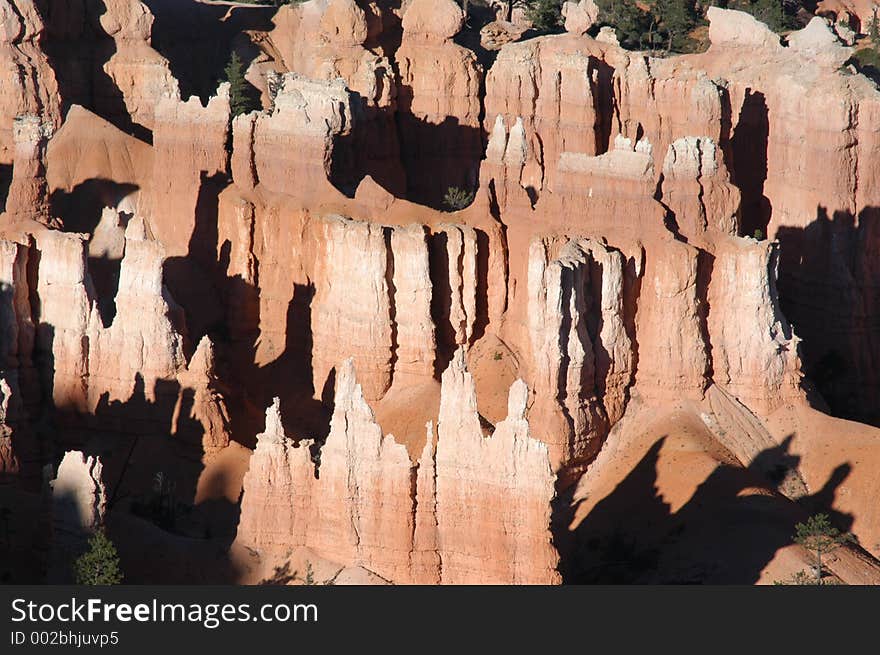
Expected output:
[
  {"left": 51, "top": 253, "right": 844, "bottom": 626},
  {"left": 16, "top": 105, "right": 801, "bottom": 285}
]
[{"left": 443, "top": 187, "right": 475, "bottom": 212}]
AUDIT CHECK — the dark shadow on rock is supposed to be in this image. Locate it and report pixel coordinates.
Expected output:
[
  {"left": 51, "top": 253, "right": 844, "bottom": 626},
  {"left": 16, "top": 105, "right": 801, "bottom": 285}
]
[
  {"left": 330, "top": 99, "right": 407, "bottom": 199},
  {"left": 393, "top": 109, "right": 485, "bottom": 209},
  {"left": 471, "top": 228, "right": 491, "bottom": 344},
  {"left": 453, "top": 3, "right": 502, "bottom": 70},
  {"left": 557, "top": 435, "right": 856, "bottom": 584},
  {"left": 776, "top": 205, "right": 880, "bottom": 425},
  {"left": 428, "top": 231, "right": 455, "bottom": 379},
  {"left": 84, "top": 373, "right": 242, "bottom": 582},
  {"left": 163, "top": 171, "right": 227, "bottom": 353},
  {"left": 259, "top": 282, "right": 331, "bottom": 446},
  {"left": 556, "top": 439, "right": 669, "bottom": 584},
  {"left": 384, "top": 227, "right": 400, "bottom": 376},
  {"left": 590, "top": 57, "right": 616, "bottom": 156},
  {"left": 212, "top": 227, "right": 331, "bottom": 452},
  {"left": 0, "top": 163, "right": 11, "bottom": 213},
  {"left": 141, "top": 0, "right": 277, "bottom": 105},
  {"left": 89, "top": 253, "right": 123, "bottom": 327},
  {"left": 49, "top": 179, "right": 139, "bottom": 235},
  {"left": 4, "top": 358, "right": 246, "bottom": 582},
  {"left": 399, "top": 115, "right": 484, "bottom": 208},
  {"left": 37, "top": 0, "right": 153, "bottom": 142},
  {"left": 258, "top": 560, "right": 298, "bottom": 586},
  {"left": 731, "top": 89, "right": 772, "bottom": 238}
]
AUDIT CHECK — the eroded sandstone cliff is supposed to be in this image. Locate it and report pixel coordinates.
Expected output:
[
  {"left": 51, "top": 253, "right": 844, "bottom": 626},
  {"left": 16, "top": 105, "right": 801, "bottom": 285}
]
[{"left": 0, "top": 0, "right": 879, "bottom": 585}]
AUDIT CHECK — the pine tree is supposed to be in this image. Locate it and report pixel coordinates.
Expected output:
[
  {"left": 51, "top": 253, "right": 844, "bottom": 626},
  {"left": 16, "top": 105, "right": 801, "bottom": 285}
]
[
  {"left": 870, "top": 8, "right": 879, "bottom": 42},
  {"left": 524, "top": 0, "right": 563, "bottom": 32},
  {"left": 750, "top": 0, "right": 786, "bottom": 32},
  {"left": 653, "top": 0, "right": 698, "bottom": 52},
  {"left": 597, "top": 0, "right": 656, "bottom": 50},
  {"left": 225, "top": 52, "right": 259, "bottom": 119},
  {"left": 74, "top": 530, "right": 123, "bottom": 585},
  {"left": 793, "top": 513, "right": 852, "bottom": 585}
]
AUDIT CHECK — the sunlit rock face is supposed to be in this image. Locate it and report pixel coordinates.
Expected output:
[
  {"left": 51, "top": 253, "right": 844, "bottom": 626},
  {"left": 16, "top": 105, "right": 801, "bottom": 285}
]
[
  {"left": 2, "top": 1, "right": 880, "bottom": 585},
  {"left": 235, "top": 354, "right": 560, "bottom": 584}
]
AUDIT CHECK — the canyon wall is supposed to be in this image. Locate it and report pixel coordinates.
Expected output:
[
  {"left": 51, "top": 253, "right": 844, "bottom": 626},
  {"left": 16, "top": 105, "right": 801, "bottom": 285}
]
[{"left": 1, "top": 0, "right": 879, "bottom": 584}]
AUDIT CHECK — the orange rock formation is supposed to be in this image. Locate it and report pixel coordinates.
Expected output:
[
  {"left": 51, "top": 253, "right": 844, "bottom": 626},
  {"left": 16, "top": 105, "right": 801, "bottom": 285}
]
[{"left": 0, "top": 0, "right": 878, "bottom": 585}]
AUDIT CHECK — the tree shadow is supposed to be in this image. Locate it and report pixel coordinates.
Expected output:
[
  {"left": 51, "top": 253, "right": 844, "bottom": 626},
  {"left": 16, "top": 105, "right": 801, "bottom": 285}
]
[
  {"left": 258, "top": 560, "right": 298, "bottom": 586},
  {"left": 557, "top": 435, "right": 856, "bottom": 584}
]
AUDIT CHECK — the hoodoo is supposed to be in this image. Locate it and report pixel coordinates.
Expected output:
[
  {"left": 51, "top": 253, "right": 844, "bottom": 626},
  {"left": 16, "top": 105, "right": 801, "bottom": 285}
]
[{"left": 0, "top": 0, "right": 878, "bottom": 587}]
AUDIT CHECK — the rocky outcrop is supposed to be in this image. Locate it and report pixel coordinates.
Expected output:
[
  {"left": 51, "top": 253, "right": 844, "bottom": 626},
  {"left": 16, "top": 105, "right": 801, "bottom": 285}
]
[
  {"left": 264, "top": 0, "right": 403, "bottom": 195},
  {"left": 97, "top": 0, "right": 180, "bottom": 131},
  {"left": 38, "top": 0, "right": 178, "bottom": 135},
  {"left": 0, "top": 237, "right": 35, "bottom": 477},
  {"left": 395, "top": 0, "right": 482, "bottom": 205},
  {"left": 49, "top": 450, "right": 105, "bottom": 582},
  {"left": 528, "top": 238, "right": 608, "bottom": 467},
  {"left": 87, "top": 216, "right": 186, "bottom": 407},
  {"left": 148, "top": 84, "right": 230, "bottom": 256},
  {"left": 708, "top": 238, "right": 802, "bottom": 414},
  {"left": 45, "top": 105, "right": 152, "bottom": 226},
  {"left": 236, "top": 360, "right": 415, "bottom": 582},
  {"left": 246, "top": 74, "right": 354, "bottom": 204},
  {"left": 236, "top": 354, "right": 559, "bottom": 584},
  {"left": 435, "top": 224, "right": 479, "bottom": 350},
  {"left": 660, "top": 136, "right": 739, "bottom": 237},
  {"left": 563, "top": 0, "right": 599, "bottom": 34},
  {"left": 175, "top": 337, "right": 231, "bottom": 456},
  {"left": 0, "top": 238, "right": 35, "bottom": 388},
  {"left": 693, "top": 10, "right": 880, "bottom": 423},
  {"left": 705, "top": 6, "right": 782, "bottom": 51},
  {"left": 311, "top": 215, "right": 393, "bottom": 402},
  {"left": 0, "top": 0, "right": 59, "bottom": 166},
  {"left": 309, "top": 213, "right": 489, "bottom": 401},
  {"left": 0, "top": 377, "right": 20, "bottom": 475},
  {"left": 3, "top": 114, "right": 52, "bottom": 222},
  {"left": 0, "top": 212, "right": 232, "bottom": 460},
  {"left": 435, "top": 350, "right": 560, "bottom": 584},
  {"left": 635, "top": 239, "right": 709, "bottom": 400},
  {"left": 389, "top": 224, "right": 435, "bottom": 378},
  {"left": 5, "top": 0, "right": 880, "bottom": 586},
  {"left": 34, "top": 229, "right": 93, "bottom": 412},
  {"left": 310, "top": 358, "right": 416, "bottom": 582}
]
